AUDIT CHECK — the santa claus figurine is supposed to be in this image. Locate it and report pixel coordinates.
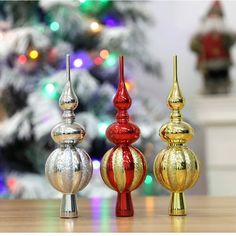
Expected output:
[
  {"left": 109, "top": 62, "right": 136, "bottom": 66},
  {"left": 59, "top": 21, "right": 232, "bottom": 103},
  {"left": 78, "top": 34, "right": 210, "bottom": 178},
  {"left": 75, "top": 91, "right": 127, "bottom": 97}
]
[{"left": 190, "top": 0, "right": 236, "bottom": 94}]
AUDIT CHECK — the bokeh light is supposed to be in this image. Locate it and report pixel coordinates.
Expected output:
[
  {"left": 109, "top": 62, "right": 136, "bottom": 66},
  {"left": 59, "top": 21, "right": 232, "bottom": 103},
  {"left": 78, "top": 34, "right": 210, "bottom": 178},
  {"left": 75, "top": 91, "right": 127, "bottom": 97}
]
[
  {"left": 94, "top": 57, "right": 103, "bottom": 65},
  {"left": 90, "top": 21, "right": 101, "bottom": 33},
  {"left": 125, "top": 80, "right": 135, "bottom": 91},
  {"left": 18, "top": 55, "right": 27, "bottom": 64},
  {"left": 144, "top": 175, "right": 153, "bottom": 185},
  {"left": 103, "top": 52, "right": 118, "bottom": 67},
  {"left": 42, "top": 82, "right": 60, "bottom": 100},
  {"left": 29, "top": 50, "right": 39, "bottom": 60},
  {"left": 98, "top": 121, "right": 110, "bottom": 137},
  {"left": 50, "top": 21, "right": 60, "bottom": 31},
  {"left": 79, "top": 0, "right": 111, "bottom": 16},
  {"left": 93, "top": 160, "right": 100, "bottom": 170},
  {"left": 45, "top": 83, "right": 55, "bottom": 94},
  {"left": 99, "top": 49, "right": 109, "bottom": 59},
  {"left": 73, "top": 58, "right": 83, "bottom": 68}
]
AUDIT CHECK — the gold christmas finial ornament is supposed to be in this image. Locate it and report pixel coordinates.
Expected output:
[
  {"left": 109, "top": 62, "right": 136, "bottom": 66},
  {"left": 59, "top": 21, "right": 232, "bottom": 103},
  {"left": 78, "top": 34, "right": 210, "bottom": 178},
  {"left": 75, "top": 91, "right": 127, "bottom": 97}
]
[
  {"left": 45, "top": 54, "right": 93, "bottom": 218},
  {"left": 153, "top": 55, "right": 200, "bottom": 216}
]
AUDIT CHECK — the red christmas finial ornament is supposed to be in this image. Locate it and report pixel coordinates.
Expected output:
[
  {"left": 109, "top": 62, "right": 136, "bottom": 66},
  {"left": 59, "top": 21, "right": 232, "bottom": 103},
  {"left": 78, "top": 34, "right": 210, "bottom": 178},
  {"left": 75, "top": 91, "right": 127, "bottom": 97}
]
[{"left": 100, "top": 55, "right": 147, "bottom": 217}]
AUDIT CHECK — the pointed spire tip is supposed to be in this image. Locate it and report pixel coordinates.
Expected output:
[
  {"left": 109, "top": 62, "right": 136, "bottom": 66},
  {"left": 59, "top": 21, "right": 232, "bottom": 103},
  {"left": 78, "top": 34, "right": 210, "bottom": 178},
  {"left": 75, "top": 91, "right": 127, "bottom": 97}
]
[
  {"left": 119, "top": 55, "right": 124, "bottom": 84},
  {"left": 113, "top": 54, "right": 131, "bottom": 110},
  {"left": 173, "top": 55, "right": 178, "bottom": 83},
  {"left": 168, "top": 55, "right": 185, "bottom": 111},
  {"left": 66, "top": 54, "right": 71, "bottom": 82}
]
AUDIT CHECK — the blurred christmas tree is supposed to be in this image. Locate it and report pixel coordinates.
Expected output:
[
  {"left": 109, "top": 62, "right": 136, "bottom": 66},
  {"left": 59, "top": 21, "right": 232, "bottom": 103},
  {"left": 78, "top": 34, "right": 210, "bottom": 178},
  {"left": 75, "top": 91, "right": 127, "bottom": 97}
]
[{"left": 0, "top": 0, "right": 166, "bottom": 198}]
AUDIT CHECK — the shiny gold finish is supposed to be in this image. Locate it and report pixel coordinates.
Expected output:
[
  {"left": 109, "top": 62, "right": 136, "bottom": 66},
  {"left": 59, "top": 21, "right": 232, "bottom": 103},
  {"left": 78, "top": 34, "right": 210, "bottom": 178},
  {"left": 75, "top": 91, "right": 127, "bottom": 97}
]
[
  {"left": 100, "top": 146, "right": 146, "bottom": 192},
  {"left": 100, "top": 149, "right": 114, "bottom": 190},
  {"left": 169, "top": 192, "right": 186, "bottom": 216},
  {"left": 113, "top": 148, "right": 126, "bottom": 192},
  {"left": 129, "top": 147, "right": 145, "bottom": 191},
  {"left": 153, "top": 56, "right": 200, "bottom": 216}
]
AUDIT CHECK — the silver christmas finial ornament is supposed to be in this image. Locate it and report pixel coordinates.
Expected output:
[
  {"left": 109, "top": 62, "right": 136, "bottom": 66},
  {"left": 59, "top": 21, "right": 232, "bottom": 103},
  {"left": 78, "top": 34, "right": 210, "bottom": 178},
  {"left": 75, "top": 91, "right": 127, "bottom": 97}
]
[{"left": 45, "top": 54, "right": 93, "bottom": 218}]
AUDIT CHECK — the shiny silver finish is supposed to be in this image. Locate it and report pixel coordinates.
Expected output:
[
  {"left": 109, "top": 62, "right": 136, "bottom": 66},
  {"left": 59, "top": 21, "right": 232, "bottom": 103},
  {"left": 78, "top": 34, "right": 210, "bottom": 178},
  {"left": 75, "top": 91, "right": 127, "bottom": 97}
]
[
  {"left": 59, "top": 54, "right": 78, "bottom": 112},
  {"left": 51, "top": 122, "right": 85, "bottom": 145},
  {"left": 60, "top": 194, "right": 78, "bottom": 218},
  {"left": 45, "top": 54, "right": 93, "bottom": 218},
  {"left": 59, "top": 80, "right": 78, "bottom": 112},
  {"left": 76, "top": 148, "right": 93, "bottom": 191},
  {"left": 45, "top": 147, "right": 93, "bottom": 193}
]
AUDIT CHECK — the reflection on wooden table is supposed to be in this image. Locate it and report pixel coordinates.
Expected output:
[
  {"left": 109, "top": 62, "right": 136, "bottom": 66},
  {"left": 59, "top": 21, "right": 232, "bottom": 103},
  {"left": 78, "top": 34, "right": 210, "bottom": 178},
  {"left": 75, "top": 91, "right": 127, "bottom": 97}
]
[{"left": 0, "top": 196, "right": 236, "bottom": 232}]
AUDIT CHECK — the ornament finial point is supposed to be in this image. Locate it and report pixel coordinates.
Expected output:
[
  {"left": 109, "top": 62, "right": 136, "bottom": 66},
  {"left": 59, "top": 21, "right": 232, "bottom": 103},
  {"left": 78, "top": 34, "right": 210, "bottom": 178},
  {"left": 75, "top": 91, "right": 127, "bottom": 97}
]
[
  {"left": 168, "top": 55, "right": 184, "bottom": 111},
  {"left": 119, "top": 55, "right": 124, "bottom": 84},
  {"left": 113, "top": 55, "right": 131, "bottom": 111},
  {"left": 66, "top": 54, "right": 71, "bottom": 82},
  {"left": 59, "top": 54, "right": 78, "bottom": 112},
  {"left": 173, "top": 55, "right": 178, "bottom": 83}
]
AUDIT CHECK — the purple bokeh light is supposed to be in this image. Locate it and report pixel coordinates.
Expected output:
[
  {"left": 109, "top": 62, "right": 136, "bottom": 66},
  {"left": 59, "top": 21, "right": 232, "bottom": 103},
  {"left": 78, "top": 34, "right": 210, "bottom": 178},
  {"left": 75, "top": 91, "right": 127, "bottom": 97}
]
[
  {"left": 102, "top": 15, "right": 125, "bottom": 27},
  {"left": 59, "top": 51, "right": 93, "bottom": 70}
]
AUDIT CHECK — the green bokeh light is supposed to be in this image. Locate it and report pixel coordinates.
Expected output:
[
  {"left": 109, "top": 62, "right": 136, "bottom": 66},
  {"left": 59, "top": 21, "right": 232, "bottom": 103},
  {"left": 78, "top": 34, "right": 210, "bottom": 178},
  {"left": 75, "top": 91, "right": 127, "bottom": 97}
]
[
  {"left": 144, "top": 175, "right": 153, "bottom": 185},
  {"left": 50, "top": 21, "right": 60, "bottom": 31},
  {"left": 103, "top": 52, "right": 118, "bottom": 67},
  {"left": 79, "top": 0, "right": 111, "bottom": 15},
  {"left": 41, "top": 82, "right": 60, "bottom": 100},
  {"left": 98, "top": 121, "right": 110, "bottom": 137}
]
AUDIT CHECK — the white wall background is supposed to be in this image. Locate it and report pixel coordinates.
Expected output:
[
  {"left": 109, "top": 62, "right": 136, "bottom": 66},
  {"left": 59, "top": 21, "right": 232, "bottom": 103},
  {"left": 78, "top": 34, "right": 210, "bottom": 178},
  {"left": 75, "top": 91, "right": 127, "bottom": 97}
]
[
  {"left": 136, "top": 0, "right": 236, "bottom": 118},
  {"left": 134, "top": 0, "right": 236, "bottom": 195}
]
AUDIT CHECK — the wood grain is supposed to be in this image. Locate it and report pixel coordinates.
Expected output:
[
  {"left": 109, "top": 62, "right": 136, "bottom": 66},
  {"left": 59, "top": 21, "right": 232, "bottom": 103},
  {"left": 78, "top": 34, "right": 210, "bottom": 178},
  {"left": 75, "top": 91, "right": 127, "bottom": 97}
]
[{"left": 0, "top": 196, "right": 236, "bottom": 232}]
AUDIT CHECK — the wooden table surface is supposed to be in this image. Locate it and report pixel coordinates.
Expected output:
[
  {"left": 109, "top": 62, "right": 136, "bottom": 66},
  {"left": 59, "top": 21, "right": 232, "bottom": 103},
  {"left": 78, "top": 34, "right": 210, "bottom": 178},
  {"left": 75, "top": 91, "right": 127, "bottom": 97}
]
[{"left": 0, "top": 196, "right": 236, "bottom": 232}]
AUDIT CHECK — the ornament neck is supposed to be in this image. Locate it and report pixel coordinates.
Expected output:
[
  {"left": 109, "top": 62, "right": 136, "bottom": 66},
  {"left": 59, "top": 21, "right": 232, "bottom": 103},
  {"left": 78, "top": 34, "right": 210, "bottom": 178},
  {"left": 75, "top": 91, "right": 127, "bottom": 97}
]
[
  {"left": 169, "top": 143, "right": 185, "bottom": 147},
  {"left": 170, "top": 110, "right": 182, "bottom": 123},
  {"left": 116, "top": 110, "right": 129, "bottom": 124},
  {"left": 62, "top": 110, "right": 75, "bottom": 124},
  {"left": 60, "top": 143, "right": 76, "bottom": 149}
]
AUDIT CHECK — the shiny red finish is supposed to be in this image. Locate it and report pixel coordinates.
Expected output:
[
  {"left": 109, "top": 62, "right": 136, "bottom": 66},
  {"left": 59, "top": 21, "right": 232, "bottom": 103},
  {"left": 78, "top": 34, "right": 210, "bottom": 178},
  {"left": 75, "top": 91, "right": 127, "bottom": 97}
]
[
  {"left": 116, "top": 192, "right": 133, "bottom": 217},
  {"left": 106, "top": 123, "right": 140, "bottom": 145},
  {"left": 122, "top": 145, "right": 135, "bottom": 191},
  {"left": 106, "top": 56, "right": 140, "bottom": 146},
  {"left": 103, "top": 55, "right": 146, "bottom": 217},
  {"left": 106, "top": 147, "right": 118, "bottom": 190},
  {"left": 113, "top": 56, "right": 131, "bottom": 111}
]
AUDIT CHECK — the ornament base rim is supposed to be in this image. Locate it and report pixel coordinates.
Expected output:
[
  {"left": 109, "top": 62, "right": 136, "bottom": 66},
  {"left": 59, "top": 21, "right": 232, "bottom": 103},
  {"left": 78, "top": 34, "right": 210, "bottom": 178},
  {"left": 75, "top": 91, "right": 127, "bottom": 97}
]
[
  {"left": 116, "top": 192, "right": 134, "bottom": 217},
  {"left": 60, "top": 193, "right": 78, "bottom": 218},
  {"left": 169, "top": 192, "right": 187, "bottom": 216}
]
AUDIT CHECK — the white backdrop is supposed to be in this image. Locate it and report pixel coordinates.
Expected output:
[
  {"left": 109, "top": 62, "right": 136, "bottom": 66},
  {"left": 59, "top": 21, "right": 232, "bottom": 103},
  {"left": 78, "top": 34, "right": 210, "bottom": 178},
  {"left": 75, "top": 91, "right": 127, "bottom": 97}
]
[
  {"left": 135, "top": 0, "right": 236, "bottom": 118},
  {"left": 133, "top": 0, "right": 236, "bottom": 195}
]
